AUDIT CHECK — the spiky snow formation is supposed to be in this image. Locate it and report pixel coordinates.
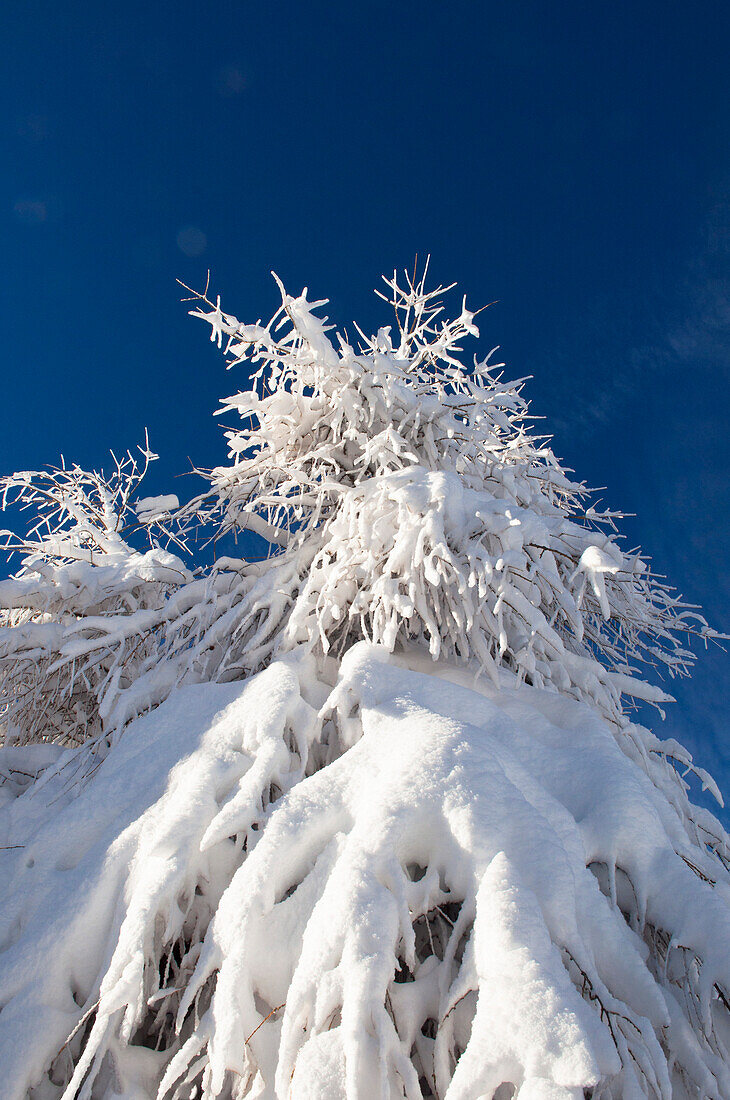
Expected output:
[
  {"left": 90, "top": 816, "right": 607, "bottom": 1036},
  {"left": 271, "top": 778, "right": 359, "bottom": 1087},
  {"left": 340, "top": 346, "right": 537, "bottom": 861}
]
[{"left": 1, "top": 271, "right": 728, "bottom": 1099}]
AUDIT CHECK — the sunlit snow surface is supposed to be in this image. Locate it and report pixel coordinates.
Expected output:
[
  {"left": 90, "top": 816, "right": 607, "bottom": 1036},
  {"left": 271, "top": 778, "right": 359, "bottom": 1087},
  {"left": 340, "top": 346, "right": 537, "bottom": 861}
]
[{"left": 2, "top": 647, "right": 730, "bottom": 1099}]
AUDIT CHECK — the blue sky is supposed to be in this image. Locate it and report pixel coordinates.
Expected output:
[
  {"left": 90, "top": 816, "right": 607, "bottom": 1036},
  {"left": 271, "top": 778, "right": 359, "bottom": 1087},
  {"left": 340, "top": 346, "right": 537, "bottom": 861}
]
[{"left": 3, "top": 1, "right": 729, "bottom": 813}]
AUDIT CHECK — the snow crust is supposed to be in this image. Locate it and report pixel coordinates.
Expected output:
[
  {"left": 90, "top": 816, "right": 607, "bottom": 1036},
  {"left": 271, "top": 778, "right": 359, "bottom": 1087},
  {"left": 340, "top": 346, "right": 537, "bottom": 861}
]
[{"left": 2, "top": 646, "right": 729, "bottom": 1098}]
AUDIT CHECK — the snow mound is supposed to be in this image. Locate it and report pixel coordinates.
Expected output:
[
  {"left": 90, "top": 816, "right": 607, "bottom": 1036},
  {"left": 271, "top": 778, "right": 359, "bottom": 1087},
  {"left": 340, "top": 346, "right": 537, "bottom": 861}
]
[{"left": 2, "top": 646, "right": 729, "bottom": 1098}]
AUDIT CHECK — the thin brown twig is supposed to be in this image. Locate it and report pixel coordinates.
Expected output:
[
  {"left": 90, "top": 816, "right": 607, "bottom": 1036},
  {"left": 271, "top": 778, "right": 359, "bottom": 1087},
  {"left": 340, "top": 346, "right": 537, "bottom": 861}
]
[{"left": 244, "top": 1002, "right": 285, "bottom": 1045}]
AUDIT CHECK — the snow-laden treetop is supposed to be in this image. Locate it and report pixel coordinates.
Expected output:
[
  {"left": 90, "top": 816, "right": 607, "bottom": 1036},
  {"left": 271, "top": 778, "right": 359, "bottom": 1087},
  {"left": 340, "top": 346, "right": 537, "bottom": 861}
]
[
  {"left": 184, "top": 266, "right": 711, "bottom": 718},
  {"left": 0, "top": 267, "right": 717, "bottom": 751}
]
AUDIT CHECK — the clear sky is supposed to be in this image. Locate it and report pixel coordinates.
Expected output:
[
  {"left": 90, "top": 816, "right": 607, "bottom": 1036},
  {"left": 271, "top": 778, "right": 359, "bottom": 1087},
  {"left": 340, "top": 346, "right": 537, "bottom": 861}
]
[{"left": 3, "top": 1, "right": 729, "bottom": 814}]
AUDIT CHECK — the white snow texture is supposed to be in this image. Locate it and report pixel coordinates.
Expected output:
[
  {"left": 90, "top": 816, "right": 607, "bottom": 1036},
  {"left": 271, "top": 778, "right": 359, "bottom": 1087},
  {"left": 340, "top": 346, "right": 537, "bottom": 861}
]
[{"left": 0, "top": 269, "right": 728, "bottom": 1099}]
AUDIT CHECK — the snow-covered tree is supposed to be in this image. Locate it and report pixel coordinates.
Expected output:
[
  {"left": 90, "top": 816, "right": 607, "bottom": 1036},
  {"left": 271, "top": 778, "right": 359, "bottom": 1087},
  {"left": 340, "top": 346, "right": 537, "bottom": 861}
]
[
  {"left": 0, "top": 443, "right": 191, "bottom": 749},
  {"left": 0, "top": 268, "right": 728, "bottom": 1099}
]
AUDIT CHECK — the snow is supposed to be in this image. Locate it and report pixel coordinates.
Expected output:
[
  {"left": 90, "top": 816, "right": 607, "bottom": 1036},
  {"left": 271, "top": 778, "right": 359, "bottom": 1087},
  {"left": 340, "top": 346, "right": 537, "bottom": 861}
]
[
  {"left": 2, "top": 270, "right": 713, "bottom": 755},
  {"left": 575, "top": 545, "right": 623, "bottom": 622},
  {"left": 0, "top": 268, "right": 727, "bottom": 1097},
  {"left": 1, "top": 645, "right": 729, "bottom": 1097},
  {"left": 135, "top": 495, "right": 180, "bottom": 523},
  {"left": 0, "top": 743, "right": 64, "bottom": 804},
  {"left": 0, "top": 656, "right": 320, "bottom": 1098}
]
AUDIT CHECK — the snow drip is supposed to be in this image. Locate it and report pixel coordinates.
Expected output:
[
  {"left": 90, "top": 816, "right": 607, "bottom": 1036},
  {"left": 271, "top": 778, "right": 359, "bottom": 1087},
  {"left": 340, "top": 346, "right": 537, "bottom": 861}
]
[{"left": 2, "top": 645, "right": 730, "bottom": 1099}]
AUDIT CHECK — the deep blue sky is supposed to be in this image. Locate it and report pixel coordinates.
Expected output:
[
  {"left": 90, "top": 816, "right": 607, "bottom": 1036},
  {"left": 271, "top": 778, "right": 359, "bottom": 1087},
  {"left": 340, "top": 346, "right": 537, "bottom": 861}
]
[{"left": 3, "top": 1, "right": 729, "bottom": 813}]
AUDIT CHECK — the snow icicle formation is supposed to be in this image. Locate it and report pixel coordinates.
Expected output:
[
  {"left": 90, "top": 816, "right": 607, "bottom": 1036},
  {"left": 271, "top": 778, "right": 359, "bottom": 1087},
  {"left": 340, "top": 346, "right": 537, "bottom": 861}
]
[{"left": 0, "top": 268, "right": 729, "bottom": 1099}]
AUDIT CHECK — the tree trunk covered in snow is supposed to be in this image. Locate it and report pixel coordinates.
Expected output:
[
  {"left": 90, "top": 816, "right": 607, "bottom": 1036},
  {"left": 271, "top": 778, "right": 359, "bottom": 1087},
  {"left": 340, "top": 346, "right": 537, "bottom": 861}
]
[{"left": 0, "top": 269, "right": 728, "bottom": 1098}]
